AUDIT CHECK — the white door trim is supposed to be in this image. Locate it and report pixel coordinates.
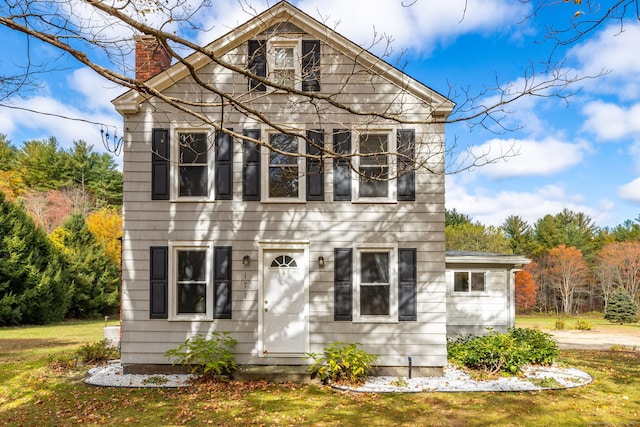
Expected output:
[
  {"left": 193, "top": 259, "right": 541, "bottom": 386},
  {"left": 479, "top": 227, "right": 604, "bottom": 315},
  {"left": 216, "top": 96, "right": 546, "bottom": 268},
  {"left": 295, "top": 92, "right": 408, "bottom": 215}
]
[{"left": 258, "top": 241, "right": 309, "bottom": 357}]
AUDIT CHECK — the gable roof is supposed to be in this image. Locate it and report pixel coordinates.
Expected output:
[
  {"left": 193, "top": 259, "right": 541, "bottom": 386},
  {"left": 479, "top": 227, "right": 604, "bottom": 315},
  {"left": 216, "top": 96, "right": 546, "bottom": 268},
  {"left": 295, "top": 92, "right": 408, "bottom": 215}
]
[{"left": 113, "top": 0, "right": 454, "bottom": 115}]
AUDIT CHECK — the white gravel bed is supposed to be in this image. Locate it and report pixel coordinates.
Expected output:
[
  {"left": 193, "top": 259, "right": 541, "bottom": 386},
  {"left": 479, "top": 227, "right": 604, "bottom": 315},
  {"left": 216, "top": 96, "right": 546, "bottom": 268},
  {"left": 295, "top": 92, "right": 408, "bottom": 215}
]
[
  {"left": 84, "top": 360, "right": 193, "bottom": 388},
  {"left": 334, "top": 364, "right": 593, "bottom": 393},
  {"left": 85, "top": 361, "right": 591, "bottom": 392}
]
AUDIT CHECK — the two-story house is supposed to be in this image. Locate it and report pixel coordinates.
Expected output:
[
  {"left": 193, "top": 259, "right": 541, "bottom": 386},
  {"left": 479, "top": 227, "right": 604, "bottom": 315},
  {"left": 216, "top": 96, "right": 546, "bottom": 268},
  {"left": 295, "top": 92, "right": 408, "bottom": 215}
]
[{"left": 113, "top": 1, "right": 527, "bottom": 376}]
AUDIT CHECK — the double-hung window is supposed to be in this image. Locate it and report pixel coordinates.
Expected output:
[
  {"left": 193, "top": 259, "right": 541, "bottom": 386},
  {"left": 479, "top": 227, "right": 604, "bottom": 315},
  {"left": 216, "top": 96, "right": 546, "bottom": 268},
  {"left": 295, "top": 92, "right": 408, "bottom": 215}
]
[
  {"left": 355, "top": 132, "right": 396, "bottom": 202},
  {"left": 354, "top": 245, "right": 398, "bottom": 322},
  {"left": 453, "top": 271, "right": 486, "bottom": 293},
  {"left": 246, "top": 38, "right": 320, "bottom": 92},
  {"left": 263, "top": 133, "right": 305, "bottom": 201},
  {"left": 177, "top": 131, "right": 212, "bottom": 199},
  {"left": 171, "top": 243, "right": 212, "bottom": 319},
  {"left": 269, "top": 40, "right": 300, "bottom": 90}
]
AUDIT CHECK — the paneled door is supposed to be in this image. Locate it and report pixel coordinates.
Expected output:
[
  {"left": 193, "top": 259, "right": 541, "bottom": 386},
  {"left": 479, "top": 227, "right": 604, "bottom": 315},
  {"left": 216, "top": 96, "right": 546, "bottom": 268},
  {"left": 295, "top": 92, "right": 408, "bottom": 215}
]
[{"left": 261, "top": 250, "right": 307, "bottom": 355}]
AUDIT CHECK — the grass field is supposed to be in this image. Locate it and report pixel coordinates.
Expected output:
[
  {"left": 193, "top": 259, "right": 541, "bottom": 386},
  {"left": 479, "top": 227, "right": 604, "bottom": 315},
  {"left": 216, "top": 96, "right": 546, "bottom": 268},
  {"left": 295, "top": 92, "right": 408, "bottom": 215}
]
[{"left": 0, "top": 319, "right": 638, "bottom": 426}]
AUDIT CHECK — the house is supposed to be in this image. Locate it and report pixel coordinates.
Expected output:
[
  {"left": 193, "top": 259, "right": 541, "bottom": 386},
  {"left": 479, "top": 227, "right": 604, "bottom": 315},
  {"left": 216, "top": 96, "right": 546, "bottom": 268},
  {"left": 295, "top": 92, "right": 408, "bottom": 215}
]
[{"left": 112, "top": 0, "right": 526, "bottom": 376}]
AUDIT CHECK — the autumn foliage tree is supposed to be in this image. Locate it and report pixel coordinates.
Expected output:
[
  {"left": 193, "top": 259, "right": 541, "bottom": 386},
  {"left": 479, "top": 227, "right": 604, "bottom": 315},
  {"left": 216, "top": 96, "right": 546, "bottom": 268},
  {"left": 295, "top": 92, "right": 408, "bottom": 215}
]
[
  {"left": 545, "top": 245, "right": 590, "bottom": 315},
  {"left": 86, "top": 207, "right": 123, "bottom": 265},
  {"left": 595, "top": 241, "right": 640, "bottom": 308},
  {"left": 515, "top": 268, "right": 537, "bottom": 313}
]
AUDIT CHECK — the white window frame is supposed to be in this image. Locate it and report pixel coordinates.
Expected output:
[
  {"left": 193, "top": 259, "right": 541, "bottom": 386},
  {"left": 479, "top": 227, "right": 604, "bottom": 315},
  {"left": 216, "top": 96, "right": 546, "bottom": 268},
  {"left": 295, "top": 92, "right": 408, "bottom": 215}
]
[
  {"left": 261, "top": 132, "right": 306, "bottom": 202},
  {"left": 352, "top": 129, "right": 397, "bottom": 203},
  {"left": 267, "top": 38, "right": 301, "bottom": 91},
  {"left": 168, "top": 241, "right": 213, "bottom": 321},
  {"left": 451, "top": 270, "right": 488, "bottom": 294},
  {"left": 172, "top": 127, "right": 215, "bottom": 202},
  {"left": 353, "top": 243, "right": 398, "bottom": 323}
]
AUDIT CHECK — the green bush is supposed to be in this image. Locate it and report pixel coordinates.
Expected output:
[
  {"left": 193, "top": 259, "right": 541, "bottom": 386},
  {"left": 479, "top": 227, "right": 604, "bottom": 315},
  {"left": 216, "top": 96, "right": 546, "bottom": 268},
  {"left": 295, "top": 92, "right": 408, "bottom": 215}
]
[
  {"left": 165, "top": 332, "right": 237, "bottom": 379},
  {"left": 554, "top": 319, "right": 566, "bottom": 330},
  {"left": 508, "top": 327, "right": 559, "bottom": 366},
  {"left": 305, "top": 342, "right": 378, "bottom": 385},
  {"left": 76, "top": 339, "right": 120, "bottom": 364},
  {"left": 574, "top": 318, "right": 593, "bottom": 330},
  {"left": 448, "top": 328, "right": 559, "bottom": 375}
]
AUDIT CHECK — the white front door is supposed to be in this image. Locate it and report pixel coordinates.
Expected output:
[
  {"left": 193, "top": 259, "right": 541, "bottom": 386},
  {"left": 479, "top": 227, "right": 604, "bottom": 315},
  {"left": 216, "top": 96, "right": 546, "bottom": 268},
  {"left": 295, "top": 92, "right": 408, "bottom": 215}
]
[{"left": 262, "top": 250, "right": 307, "bottom": 355}]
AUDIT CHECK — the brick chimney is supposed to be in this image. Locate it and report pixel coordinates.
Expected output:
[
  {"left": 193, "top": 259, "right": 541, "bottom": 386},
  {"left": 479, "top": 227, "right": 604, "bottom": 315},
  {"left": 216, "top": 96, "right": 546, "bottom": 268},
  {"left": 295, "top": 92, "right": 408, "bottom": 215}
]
[{"left": 134, "top": 35, "right": 172, "bottom": 81}]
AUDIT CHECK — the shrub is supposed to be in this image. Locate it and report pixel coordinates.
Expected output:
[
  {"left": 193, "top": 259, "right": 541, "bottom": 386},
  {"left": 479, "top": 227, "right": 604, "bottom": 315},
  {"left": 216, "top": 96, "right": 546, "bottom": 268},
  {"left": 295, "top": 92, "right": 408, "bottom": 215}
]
[
  {"left": 164, "top": 332, "right": 237, "bottom": 379},
  {"left": 76, "top": 339, "right": 120, "bottom": 364},
  {"left": 305, "top": 342, "right": 378, "bottom": 385},
  {"left": 574, "top": 318, "right": 593, "bottom": 330},
  {"left": 605, "top": 289, "right": 638, "bottom": 324},
  {"left": 554, "top": 319, "right": 566, "bottom": 330},
  {"left": 447, "top": 328, "right": 559, "bottom": 375},
  {"left": 508, "top": 327, "right": 559, "bottom": 366}
]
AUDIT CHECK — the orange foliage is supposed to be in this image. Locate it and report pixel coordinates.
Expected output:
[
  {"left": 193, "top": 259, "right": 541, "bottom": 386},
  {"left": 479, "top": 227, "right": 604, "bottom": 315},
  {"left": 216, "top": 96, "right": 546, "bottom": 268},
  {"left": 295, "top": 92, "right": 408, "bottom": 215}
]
[
  {"left": 546, "top": 245, "right": 589, "bottom": 314},
  {"left": 515, "top": 269, "right": 537, "bottom": 312},
  {"left": 596, "top": 241, "right": 640, "bottom": 304},
  {"left": 86, "top": 207, "right": 123, "bottom": 265}
]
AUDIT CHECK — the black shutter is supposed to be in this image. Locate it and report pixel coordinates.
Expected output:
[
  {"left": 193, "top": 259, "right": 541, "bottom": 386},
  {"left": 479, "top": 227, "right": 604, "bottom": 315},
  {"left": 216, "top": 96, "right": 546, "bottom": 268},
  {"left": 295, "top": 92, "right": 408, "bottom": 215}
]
[
  {"left": 333, "top": 129, "right": 352, "bottom": 201},
  {"left": 306, "top": 129, "right": 324, "bottom": 201},
  {"left": 150, "top": 246, "right": 168, "bottom": 319},
  {"left": 242, "top": 129, "right": 261, "bottom": 201},
  {"left": 248, "top": 40, "right": 266, "bottom": 91},
  {"left": 151, "top": 128, "right": 170, "bottom": 200},
  {"left": 302, "top": 40, "right": 320, "bottom": 92},
  {"left": 214, "top": 246, "right": 232, "bottom": 319},
  {"left": 334, "top": 248, "right": 353, "bottom": 321},
  {"left": 215, "top": 129, "right": 233, "bottom": 200},
  {"left": 397, "top": 129, "right": 416, "bottom": 201},
  {"left": 398, "top": 248, "right": 417, "bottom": 321}
]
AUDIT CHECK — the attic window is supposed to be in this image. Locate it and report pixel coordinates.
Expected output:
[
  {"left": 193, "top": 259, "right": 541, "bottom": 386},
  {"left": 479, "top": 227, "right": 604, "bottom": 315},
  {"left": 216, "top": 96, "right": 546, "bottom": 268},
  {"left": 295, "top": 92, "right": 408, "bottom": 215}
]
[{"left": 247, "top": 39, "right": 320, "bottom": 92}]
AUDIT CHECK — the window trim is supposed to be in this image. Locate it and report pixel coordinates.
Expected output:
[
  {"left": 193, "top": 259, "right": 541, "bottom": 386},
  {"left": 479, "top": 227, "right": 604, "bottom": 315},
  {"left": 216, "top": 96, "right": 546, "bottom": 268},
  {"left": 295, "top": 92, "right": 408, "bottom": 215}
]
[
  {"left": 352, "top": 129, "right": 397, "bottom": 203},
  {"left": 168, "top": 241, "right": 213, "bottom": 321},
  {"left": 353, "top": 243, "right": 398, "bottom": 323},
  {"left": 261, "top": 132, "right": 306, "bottom": 202},
  {"left": 451, "top": 270, "right": 488, "bottom": 294},
  {"left": 172, "top": 127, "right": 215, "bottom": 202}
]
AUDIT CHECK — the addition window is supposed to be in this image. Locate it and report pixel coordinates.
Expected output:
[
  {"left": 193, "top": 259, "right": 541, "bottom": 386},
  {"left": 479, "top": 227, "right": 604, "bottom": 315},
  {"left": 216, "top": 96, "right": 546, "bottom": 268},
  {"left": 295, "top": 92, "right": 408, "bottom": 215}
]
[
  {"left": 176, "top": 131, "right": 213, "bottom": 200},
  {"left": 262, "top": 133, "right": 305, "bottom": 201},
  {"left": 170, "top": 243, "right": 212, "bottom": 319},
  {"left": 354, "top": 246, "right": 398, "bottom": 322},
  {"left": 454, "top": 271, "right": 486, "bottom": 293},
  {"left": 355, "top": 132, "right": 396, "bottom": 201}
]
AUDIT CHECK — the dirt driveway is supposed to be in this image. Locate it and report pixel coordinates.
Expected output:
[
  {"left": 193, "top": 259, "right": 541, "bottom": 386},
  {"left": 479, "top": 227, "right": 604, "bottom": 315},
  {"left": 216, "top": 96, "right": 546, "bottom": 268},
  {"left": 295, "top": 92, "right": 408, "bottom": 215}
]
[{"left": 549, "top": 330, "right": 640, "bottom": 350}]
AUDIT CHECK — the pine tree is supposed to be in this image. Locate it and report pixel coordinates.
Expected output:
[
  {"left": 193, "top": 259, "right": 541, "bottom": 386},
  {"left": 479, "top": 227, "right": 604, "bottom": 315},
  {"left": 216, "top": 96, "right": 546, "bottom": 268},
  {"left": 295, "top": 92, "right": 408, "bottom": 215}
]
[
  {"left": 0, "top": 192, "right": 71, "bottom": 325},
  {"left": 50, "top": 214, "right": 120, "bottom": 318},
  {"left": 604, "top": 289, "right": 638, "bottom": 324}
]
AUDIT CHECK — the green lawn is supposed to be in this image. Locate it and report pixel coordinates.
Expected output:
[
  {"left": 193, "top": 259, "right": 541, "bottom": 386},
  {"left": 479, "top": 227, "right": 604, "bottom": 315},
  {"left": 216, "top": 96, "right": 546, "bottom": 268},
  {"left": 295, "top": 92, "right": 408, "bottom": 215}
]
[
  {"left": 0, "top": 319, "right": 639, "bottom": 426},
  {"left": 516, "top": 313, "right": 640, "bottom": 336}
]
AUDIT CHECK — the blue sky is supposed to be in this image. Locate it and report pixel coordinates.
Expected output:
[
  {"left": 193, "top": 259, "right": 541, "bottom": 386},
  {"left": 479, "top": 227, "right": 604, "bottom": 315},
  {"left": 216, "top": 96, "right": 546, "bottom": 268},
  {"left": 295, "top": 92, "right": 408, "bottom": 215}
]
[{"left": 1, "top": 0, "right": 639, "bottom": 228}]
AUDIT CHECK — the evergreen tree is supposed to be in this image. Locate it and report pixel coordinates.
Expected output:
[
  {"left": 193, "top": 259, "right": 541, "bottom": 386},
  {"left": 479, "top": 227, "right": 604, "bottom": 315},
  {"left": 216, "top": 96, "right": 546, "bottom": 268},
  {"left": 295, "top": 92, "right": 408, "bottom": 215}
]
[
  {"left": 604, "top": 289, "right": 638, "bottom": 324},
  {"left": 0, "top": 192, "right": 71, "bottom": 325},
  {"left": 50, "top": 214, "right": 120, "bottom": 318}
]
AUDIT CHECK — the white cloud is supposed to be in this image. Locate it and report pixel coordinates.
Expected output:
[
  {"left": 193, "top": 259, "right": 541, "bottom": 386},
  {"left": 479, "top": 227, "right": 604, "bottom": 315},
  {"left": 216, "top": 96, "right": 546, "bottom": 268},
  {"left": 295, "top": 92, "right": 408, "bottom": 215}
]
[
  {"left": 619, "top": 177, "right": 640, "bottom": 203},
  {"left": 581, "top": 101, "right": 640, "bottom": 141},
  {"left": 568, "top": 22, "right": 640, "bottom": 100},
  {"left": 446, "top": 176, "right": 608, "bottom": 226},
  {"left": 1, "top": 68, "right": 123, "bottom": 155},
  {"left": 192, "top": 0, "right": 530, "bottom": 57},
  {"left": 461, "top": 137, "right": 589, "bottom": 179}
]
